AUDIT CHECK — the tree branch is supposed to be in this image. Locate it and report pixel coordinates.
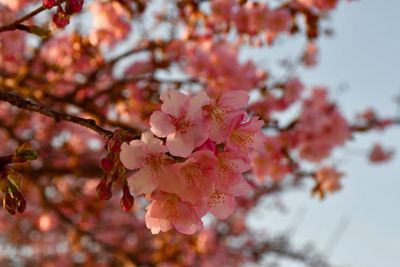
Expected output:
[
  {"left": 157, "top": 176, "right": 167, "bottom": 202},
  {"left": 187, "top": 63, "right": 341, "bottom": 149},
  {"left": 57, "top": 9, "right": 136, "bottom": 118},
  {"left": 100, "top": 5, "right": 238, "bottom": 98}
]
[
  {"left": 0, "top": 90, "right": 113, "bottom": 138},
  {"left": 0, "top": 1, "right": 66, "bottom": 33}
]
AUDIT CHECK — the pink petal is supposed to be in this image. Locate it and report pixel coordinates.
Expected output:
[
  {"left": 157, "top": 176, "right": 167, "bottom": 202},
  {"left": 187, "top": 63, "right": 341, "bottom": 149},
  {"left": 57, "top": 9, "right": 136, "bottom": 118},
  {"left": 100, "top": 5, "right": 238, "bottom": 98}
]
[
  {"left": 150, "top": 111, "right": 175, "bottom": 138},
  {"left": 145, "top": 202, "right": 172, "bottom": 234},
  {"left": 218, "top": 152, "right": 251, "bottom": 173},
  {"left": 208, "top": 191, "right": 235, "bottom": 219},
  {"left": 119, "top": 141, "right": 146, "bottom": 170},
  {"left": 191, "top": 124, "right": 210, "bottom": 147},
  {"left": 219, "top": 90, "right": 249, "bottom": 110},
  {"left": 157, "top": 165, "right": 185, "bottom": 195},
  {"left": 141, "top": 131, "right": 168, "bottom": 154},
  {"left": 228, "top": 177, "right": 252, "bottom": 196},
  {"left": 187, "top": 91, "right": 210, "bottom": 121},
  {"left": 127, "top": 166, "right": 158, "bottom": 196},
  {"left": 160, "top": 90, "right": 188, "bottom": 117},
  {"left": 174, "top": 202, "right": 203, "bottom": 234},
  {"left": 167, "top": 132, "right": 195, "bottom": 157}
]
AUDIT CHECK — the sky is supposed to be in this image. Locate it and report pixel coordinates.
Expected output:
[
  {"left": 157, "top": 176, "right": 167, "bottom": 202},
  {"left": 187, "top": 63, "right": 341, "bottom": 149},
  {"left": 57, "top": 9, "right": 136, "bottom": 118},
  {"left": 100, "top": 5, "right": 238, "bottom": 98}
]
[{"left": 249, "top": 1, "right": 400, "bottom": 266}]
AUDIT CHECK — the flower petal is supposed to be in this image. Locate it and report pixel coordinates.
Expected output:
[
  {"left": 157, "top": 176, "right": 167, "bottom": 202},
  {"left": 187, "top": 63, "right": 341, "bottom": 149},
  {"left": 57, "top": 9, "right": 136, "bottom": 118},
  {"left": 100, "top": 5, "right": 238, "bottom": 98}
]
[
  {"left": 160, "top": 90, "right": 188, "bottom": 117},
  {"left": 219, "top": 90, "right": 249, "bottom": 110},
  {"left": 208, "top": 191, "right": 235, "bottom": 219},
  {"left": 167, "top": 132, "right": 195, "bottom": 157},
  {"left": 150, "top": 111, "right": 175, "bottom": 138},
  {"left": 119, "top": 141, "right": 145, "bottom": 170},
  {"left": 127, "top": 166, "right": 158, "bottom": 196}
]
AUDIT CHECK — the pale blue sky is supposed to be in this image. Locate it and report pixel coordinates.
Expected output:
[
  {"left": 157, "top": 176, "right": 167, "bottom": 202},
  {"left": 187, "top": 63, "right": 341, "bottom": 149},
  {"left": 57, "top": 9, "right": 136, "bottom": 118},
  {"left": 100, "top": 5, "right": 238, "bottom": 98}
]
[{"left": 250, "top": 1, "right": 400, "bottom": 266}]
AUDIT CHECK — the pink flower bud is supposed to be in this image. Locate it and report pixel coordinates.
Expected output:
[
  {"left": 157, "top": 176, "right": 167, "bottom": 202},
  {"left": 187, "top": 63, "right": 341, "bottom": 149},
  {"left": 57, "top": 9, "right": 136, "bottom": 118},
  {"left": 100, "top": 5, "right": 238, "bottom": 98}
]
[
  {"left": 43, "top": 0, "right": 56, "bottom": 8},
  {"left": 101, "top": 157, "right": 114, "bottom": 172},
  {"left": 53, "top": 8, "right": 70, "bottom": 28},
  {"left": 96, "top": 178, "right": 112, "bottom": 200},
  {"left": 65, "top": 0, "right": 84, "bottom": 14}
]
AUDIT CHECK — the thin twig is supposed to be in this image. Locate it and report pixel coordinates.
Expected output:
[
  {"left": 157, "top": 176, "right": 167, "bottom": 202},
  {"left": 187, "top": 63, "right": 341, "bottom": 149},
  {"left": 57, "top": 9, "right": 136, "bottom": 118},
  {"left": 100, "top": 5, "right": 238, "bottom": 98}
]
[
  {"left": 0, "top": 1, "right": 66, "bottom": 33},
  {"left": 0, "top": 90, "right": 113, "bottom": 138}
]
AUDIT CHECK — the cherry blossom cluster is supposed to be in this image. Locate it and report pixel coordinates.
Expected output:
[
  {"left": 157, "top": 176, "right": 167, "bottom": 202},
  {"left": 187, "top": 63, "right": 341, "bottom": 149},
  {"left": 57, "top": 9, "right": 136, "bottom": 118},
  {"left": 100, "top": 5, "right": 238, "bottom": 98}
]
[
  {"left": 296, "top": 88, "right": 350, "bottom": 161},
  {"left": 119, "top": 90, "right": 264, "bottom": 234},
  {"left": 210, "top": 0, "right": 291, "bottom": 37},
  {"left": 182, "top": 40, "right": 266, "bottom": 96}
]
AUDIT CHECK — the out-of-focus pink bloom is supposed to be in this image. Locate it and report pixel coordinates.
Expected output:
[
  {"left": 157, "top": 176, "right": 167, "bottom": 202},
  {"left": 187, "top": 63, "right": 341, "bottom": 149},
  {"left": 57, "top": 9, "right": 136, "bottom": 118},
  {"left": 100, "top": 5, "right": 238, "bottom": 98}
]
[
  {"left": 316, "top": 166, "right": 343, "bottom": 193},
  {"left": 120, "top": 132, "right": 172, "bottom": 196},
  {"left": 368, "top": 144, "right": 394, "bottom": 163},
  {"left": 145, "top": 191, "right": 203, "bottom": 234},
  {"left": 296, "top": 88, "right": 350, "bottom": 161},
  {"left": 296, "top": 0, "right": 339, "bottom": 10},
  {"left": 314, "top": 0, "right": 339, "bottom": 11},
  {"left": 89, "top": 2, "right": 131, "bottom": 46},
  {"left": 124, "top": 60, "right": 154, "bottom": 76},
  {"left": 150, "top": 90, "right": 210, "bottom": 157},
  {"left": 246, "top": 4, "right": 270, "bottom": 35},
  {"left": 251, "top": 134, "right": 294, "bottom": 182},
  {"left": 283, "top": 78, "right": 304, "bottom": 105},
  {"left": 0, "top": 0, "right": 31, "bottom": 10},
  {"left": 0, "top": 5, "right": 26, "bottom": 72},
  {"left": 302, "top": 42, "right": 318, "bottom": 67},
  {"left": 266, "top": 9, "right": 291, "bottom": 34},
  {"left": 211, "top": 0, "right": 236, "bottom": 22},
  {"left": 184, "top": 41, "right": 264, "bottom": 96}
]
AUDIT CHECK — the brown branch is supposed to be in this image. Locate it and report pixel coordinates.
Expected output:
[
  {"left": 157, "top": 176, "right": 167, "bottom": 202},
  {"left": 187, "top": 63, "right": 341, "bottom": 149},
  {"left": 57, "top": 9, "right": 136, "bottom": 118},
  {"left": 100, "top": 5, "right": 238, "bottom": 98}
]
[
  {"left": 0, "top": 1, "right": 66, "bottom": 33},
  {"left": 0, "top": 90, "right": 113, "bottom": 138}
]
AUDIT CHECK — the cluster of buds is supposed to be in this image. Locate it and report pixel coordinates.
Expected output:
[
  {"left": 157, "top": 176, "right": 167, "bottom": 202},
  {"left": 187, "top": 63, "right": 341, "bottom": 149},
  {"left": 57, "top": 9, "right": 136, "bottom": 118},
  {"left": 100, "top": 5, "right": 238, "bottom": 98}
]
[
  {"left": 97, "top": 130, "right": 136, "bottom": 212},
  {"left": 0, "top": 143, "right": 38, "bottom": 215},
  {"left": 43, "top": 0, "right": 84, "bottom": 28}
]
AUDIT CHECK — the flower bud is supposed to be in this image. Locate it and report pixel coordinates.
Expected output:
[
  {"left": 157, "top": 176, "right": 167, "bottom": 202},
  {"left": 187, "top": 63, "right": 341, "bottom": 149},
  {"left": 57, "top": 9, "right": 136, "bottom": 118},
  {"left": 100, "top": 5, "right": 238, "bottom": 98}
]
[
  {"left": 43, "top": 0, "right": 56, "bottom": 8},
  {"left": 53, "top": 8, "right": 70, "bottom": 28}
]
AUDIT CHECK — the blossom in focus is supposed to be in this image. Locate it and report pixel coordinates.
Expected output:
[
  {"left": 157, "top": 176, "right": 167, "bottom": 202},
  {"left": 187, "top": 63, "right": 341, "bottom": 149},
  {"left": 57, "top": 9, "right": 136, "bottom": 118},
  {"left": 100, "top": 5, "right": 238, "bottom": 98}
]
[
  {"left": 150, "top": 90, "right": 210, "bottom": 157},
  {"left": 203, "top": 90, "right": 249, "bottom": 143},
  {"left": 226, "top": 114, "right": 265, "bottom": 152},
  {"left": 145, "top": 191, "right": 203, "bottom": 235},
  {"left": 120, "top": 131, "right": 173, "bottom": 196}
]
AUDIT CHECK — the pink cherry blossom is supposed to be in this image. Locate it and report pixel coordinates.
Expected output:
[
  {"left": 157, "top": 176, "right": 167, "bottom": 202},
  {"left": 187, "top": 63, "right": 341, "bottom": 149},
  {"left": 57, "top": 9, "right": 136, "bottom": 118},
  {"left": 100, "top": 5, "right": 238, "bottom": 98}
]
[
  {"left": 145, "top": 191, "right": 203, "bottom": 235},
  {"left": 208, "top": 151, "right": 252, "bottom": 219},
  {"left": 203, "top": 90, "right": 249, "bottom": 143},
  {"left": 226, "top": 114, "right": 265, "bottom": 152},
  {"left": 120, "top": 131, "right": 172, "bottom": 196},
  {"left": 161, "top": 150, "right": 218, "bottom": 204},
  {"left": 150, "top": 90, "right": 210, "bottom": 157}
]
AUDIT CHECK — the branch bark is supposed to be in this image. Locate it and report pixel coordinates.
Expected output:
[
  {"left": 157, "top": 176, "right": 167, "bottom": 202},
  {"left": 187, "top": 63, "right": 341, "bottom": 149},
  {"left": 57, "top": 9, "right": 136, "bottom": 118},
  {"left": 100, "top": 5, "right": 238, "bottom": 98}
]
[{"left": 0, "top": 90, "right": 113, "bottom": 138}]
